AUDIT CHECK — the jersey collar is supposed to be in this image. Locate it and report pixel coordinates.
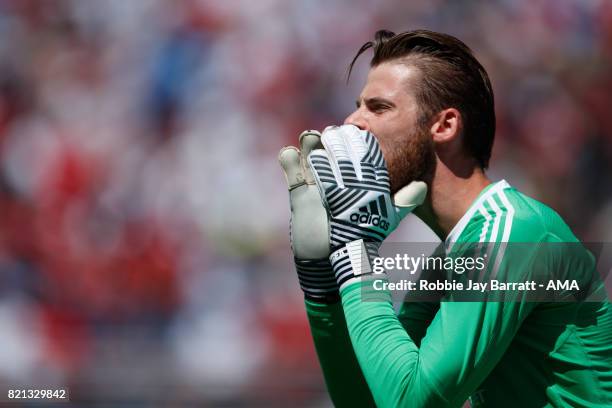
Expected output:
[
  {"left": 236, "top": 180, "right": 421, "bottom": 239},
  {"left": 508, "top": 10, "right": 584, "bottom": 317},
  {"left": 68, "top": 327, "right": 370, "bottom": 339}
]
[{"left": 445, "top": 179, "right": 511, "bottom": 245}]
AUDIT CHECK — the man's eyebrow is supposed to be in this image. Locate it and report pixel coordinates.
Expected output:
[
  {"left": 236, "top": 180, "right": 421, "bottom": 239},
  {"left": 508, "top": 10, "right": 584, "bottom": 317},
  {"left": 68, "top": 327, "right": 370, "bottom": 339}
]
[{"left": 356, "top": 97, "right": 396, "bottom": 108}]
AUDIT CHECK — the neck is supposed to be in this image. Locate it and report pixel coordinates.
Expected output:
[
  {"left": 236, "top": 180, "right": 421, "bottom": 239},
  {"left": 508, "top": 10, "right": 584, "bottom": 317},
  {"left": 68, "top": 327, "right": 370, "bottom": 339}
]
[{"left": 414, "top": 161, "right": 491, "bottom": 241}]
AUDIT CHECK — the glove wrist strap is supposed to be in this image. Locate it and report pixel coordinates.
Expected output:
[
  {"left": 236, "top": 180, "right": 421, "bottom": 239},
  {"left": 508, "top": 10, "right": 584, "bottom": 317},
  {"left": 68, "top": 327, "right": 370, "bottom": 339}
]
[
  {"left": 294, "top": 258, "right": 340, "bottom": 303},
  {"left": 330, "top": 240, "right": 382, "bottom": 290}
]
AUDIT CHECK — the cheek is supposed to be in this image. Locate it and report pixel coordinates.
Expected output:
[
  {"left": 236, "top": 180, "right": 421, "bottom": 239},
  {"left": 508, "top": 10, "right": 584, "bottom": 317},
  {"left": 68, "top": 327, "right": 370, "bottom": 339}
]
[
  {"left": 374, "top": 124, "right": 434, "bottom": 192},
  {"left": 372, "top": 123, "right": 406, "bottom": 159}
]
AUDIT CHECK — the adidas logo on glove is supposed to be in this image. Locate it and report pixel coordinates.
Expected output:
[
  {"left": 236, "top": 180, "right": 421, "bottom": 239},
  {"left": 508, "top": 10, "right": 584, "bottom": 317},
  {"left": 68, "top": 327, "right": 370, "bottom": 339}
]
[{"left": 349, "top": 196, "right": 390, "bottom": 231}]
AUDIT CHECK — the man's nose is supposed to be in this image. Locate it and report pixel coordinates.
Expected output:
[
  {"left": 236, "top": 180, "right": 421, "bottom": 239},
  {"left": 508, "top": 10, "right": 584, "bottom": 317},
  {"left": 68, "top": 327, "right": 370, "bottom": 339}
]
[{"left": 343, "top": 110, "right": 369, "bottom": 131}]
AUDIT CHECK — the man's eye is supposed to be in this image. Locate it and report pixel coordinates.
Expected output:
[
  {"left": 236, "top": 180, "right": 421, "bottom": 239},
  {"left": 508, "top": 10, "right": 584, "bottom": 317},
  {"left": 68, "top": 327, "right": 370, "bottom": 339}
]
[{"left": 371, "top": 105, "right": 389, "bottom": 113}]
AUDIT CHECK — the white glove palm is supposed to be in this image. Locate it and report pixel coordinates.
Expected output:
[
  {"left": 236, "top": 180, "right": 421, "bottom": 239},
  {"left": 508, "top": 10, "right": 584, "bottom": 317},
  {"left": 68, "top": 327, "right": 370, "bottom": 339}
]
[{"left": 279, "top": 131, "right": 338, "bottom": 302}]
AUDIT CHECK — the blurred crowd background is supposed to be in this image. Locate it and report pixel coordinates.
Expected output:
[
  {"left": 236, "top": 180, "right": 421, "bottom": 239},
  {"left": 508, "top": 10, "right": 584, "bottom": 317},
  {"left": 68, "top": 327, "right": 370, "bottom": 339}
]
[{"left": 0, "top": 0, "right": 611, "bottom": 406}]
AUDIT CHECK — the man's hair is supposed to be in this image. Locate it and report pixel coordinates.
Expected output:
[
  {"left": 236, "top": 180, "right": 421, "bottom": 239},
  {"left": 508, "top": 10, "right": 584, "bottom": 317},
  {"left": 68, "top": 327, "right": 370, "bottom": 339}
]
[{"left": 349, "top": 29, "right": 495, "bottom": 169}]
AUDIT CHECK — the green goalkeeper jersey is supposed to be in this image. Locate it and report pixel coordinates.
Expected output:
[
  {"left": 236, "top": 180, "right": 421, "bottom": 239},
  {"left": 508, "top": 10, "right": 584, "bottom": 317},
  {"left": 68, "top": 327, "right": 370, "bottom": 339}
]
[{"left": 305, "top": 180, "right": 612, "bottom": 407}]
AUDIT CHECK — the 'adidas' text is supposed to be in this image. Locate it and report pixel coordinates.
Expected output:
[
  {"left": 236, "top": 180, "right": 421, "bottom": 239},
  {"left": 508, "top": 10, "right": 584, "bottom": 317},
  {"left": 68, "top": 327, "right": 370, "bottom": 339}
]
[{"left": 349, "top": 212, "right": 389, "bottom": 230}]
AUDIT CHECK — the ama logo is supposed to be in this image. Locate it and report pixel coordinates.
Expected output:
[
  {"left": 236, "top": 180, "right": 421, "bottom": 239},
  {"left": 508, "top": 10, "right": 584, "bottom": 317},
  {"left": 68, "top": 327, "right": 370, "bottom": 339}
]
[{"left": 350, "top": 196, "right": 390, "bottom": 231}]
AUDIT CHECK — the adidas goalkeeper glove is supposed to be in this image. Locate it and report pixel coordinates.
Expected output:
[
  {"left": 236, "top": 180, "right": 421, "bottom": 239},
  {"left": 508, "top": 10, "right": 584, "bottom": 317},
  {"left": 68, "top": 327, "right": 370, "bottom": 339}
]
[
  {"left": 279, "top": 130, "right": 339, "bottom": 303},
  {"left": 307, "top": 124, "right": 427, "bottom": 289}
]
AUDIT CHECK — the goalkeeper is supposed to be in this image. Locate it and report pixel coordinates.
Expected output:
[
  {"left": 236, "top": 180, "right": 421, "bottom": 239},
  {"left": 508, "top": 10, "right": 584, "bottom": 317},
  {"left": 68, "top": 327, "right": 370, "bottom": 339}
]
[{"left": 279, "top": 30, "right": 612, "bottom": 407}]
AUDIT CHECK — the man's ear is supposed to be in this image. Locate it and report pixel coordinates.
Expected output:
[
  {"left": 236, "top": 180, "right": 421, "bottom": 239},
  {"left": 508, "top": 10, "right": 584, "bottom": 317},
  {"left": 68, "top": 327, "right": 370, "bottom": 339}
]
[{"left": 430, "top": 108, "right": 462, "bottom": 144}]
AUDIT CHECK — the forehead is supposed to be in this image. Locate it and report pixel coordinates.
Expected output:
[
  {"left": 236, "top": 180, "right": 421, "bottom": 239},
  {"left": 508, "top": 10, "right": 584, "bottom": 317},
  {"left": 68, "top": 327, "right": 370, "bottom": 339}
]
[{"left": 361, "top": 62, "right": 419, "bottom": 101}]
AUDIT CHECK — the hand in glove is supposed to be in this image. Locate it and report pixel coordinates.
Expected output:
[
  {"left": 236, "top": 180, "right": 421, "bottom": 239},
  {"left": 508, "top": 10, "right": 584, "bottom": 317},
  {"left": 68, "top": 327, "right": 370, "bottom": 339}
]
[{"left": 307, "top": 125, "right": 427, "bottom": 289}]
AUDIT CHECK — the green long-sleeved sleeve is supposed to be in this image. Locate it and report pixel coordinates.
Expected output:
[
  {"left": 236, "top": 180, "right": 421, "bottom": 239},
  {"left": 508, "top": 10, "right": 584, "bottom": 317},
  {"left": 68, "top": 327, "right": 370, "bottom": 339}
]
[
  {"left": 339, "top": 280, "right": 534, "bottom": 407},
  {"left": 305, "top": 299, "right": 376, "bottom": 407},
  {"left": 305, "top": 297, "right": 440, "bottom": 407}
]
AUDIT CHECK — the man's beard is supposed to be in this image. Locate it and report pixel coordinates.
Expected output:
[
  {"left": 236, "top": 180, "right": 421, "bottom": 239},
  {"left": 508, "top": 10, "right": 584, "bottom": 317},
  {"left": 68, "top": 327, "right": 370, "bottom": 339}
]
[{"left": 378, "top": 126, "right": 435, "bottom": 195}]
